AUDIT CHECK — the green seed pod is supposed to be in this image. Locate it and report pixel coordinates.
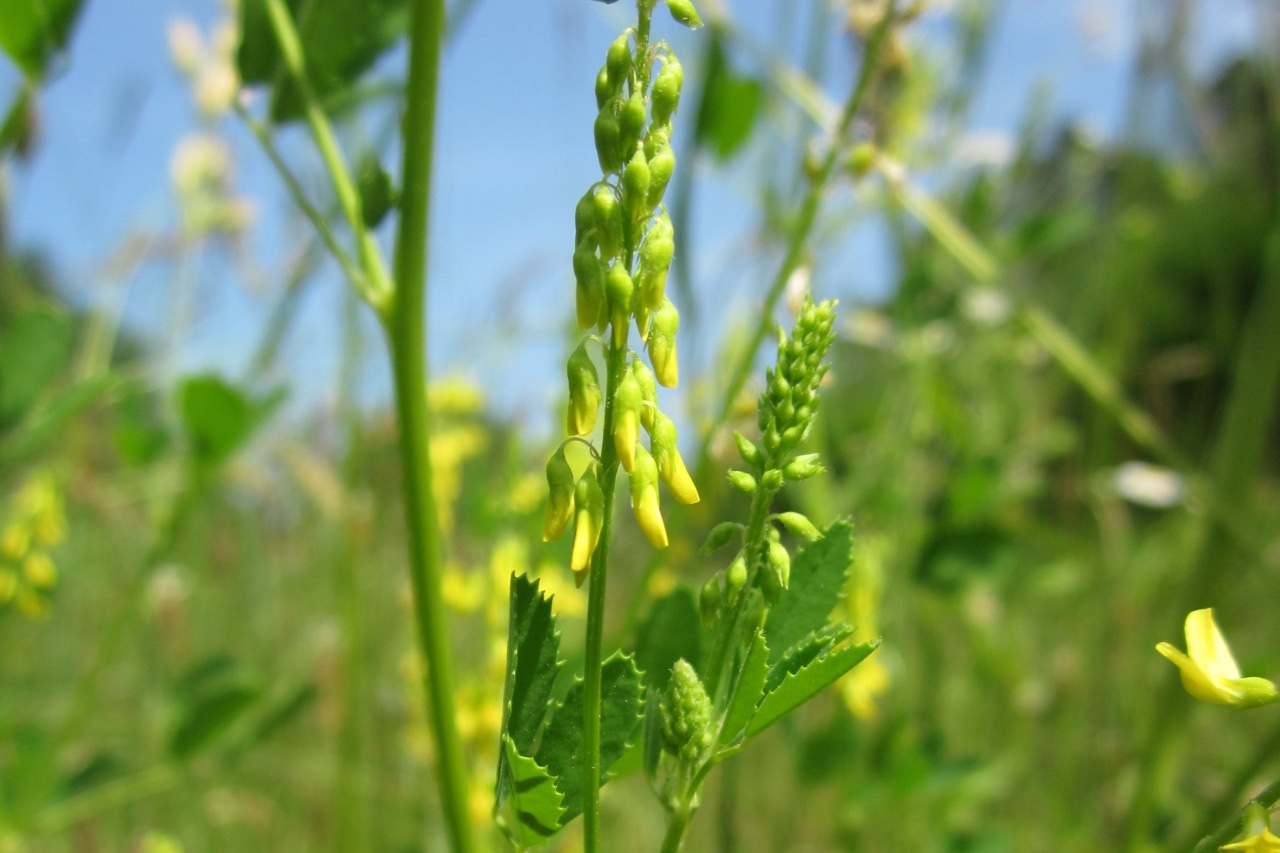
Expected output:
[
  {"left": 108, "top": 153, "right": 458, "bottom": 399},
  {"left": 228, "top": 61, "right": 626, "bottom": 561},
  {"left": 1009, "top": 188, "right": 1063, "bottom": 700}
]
[
  {"left": 651, "top": 55, "right": 683, "bottom": 122},
  {"left": 649, "top": 411, "right": 699, "bottom": 504},
  {"left": 630, "top": 444, "right": 669, "bottom": 548},
  {"left": 647, "top": 143, "right": 675, "bottom": 208},
  {"left": 699, "top": 574, "right": 721, "bottom": 626},
  {"left": 605, "top": 261, "right": 635, "bottom": 348},
  {"left": 637, "top": 233, "right": 674, "bottom": 311},
  {"left": 775, "top": 511, "right": 822, "bottom": 542},
  {"left": 592, "top": 186, "right": 622, "bottom": 260},
  {"left": 594, "top": 108, "right": 622, "bottom": 174},
  {"left": 358, "top": 158, "right": 396, "bottom": 229},
  {"left": 574, "top": 189, "right": 597, "bottom": 245},
  {"left": 727, "top": 470, "right": 757, "bottom": 494},
  {"left": 566, "top": 341, "right": 601, "bottom": 436},
  {"left": 647, "top": 299, "right": 680, "bottom": 387},
  {"left": 633, "top": 360, "right": 658, "bottom": 431},
  {"left": 619, "top": 90, "right": 647, "bottom": 158},
  {"left": 623, "top": 148, "right": 651, "bottom": 222},
  {"left": 543, "top": 448, "right": 576, "bottom": 542},
  {"left": 725, "top": 554, "right": 748, "bottom": 597},
  {"left": 733, "top": 432, "right": 763, "bottom": 469},
  {"left": 606, "top": 32, "right": 632, "bottom": 87},
  {"left": 571, "top": 466, "right": 607, "bottom": 587},
  {"left": 782, "top": 453, "right": 824, "bottom": 481},
  {"left": 701, "top": 522, "right": 741, "bottom": 555},
  {"left": 572, "top": 238, "right": 605, "bottom": 329},
  {"left": 595, "top": 64, "right": 614, "bottom": 110}
]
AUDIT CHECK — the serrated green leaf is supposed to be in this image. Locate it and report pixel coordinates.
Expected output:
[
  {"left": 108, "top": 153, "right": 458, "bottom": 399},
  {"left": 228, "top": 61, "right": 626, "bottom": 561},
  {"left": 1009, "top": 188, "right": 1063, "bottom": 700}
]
[
  {"left": 635, "top": 586, "right": 701, "bottom": 690},
  {"left": 719, "top": 629, "right": 769, "bottom": 744},
  {"left": 537, "top": 651, "right": 643, "bottom": 825},
  {"left": 0, "top": 0, "right": 84, "bottom": 79},
  {"left": 764, "top": 623, "right": 854, "bottom": 696},
  {"left": 497, "top": 736, "right": 565, "bottom": 847},
  {"left": 495, "top": 574, "right": 562, "bottom": 817},
  {"left": 746, "top": 638, "right": 881, "bottom": 738},
  {"left": 237, "top": 0, "right": 409, "bottom": 123},
  {"left": 764, "top": 520, "right": 854, "bottom": 663}
]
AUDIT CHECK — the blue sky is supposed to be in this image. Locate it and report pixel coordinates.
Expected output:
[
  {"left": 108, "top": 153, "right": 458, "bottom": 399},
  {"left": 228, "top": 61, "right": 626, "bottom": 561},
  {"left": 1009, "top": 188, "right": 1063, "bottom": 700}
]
[{"left": 0, "top": 0, "right": 1260, "bottom": 437}]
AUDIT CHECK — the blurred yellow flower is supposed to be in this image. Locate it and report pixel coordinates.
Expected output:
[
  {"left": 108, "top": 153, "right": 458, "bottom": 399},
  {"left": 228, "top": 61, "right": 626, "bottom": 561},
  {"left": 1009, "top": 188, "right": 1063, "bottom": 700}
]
[{"left": 1156, "top": 608, "right": 1279, "bottom": 708}]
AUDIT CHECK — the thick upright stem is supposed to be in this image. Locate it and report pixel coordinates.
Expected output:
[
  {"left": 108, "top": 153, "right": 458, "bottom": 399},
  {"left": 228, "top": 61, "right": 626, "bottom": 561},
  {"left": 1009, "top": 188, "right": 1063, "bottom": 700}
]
[
  {"left": 387, "top": 1, "right": 474, "bottom": 851},
  {"left": 583, "top": 338, "right": 629, "bottom": 853}
]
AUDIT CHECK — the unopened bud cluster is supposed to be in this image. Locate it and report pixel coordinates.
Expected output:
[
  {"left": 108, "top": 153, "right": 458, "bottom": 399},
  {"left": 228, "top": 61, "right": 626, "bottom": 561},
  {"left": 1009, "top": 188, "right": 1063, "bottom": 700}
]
[
  {"left": 660, "top": 659, "right": 713, "bottom": 763},
  {"left": 544, "top": 2, "right": 700, "bottom": 587},
  {"left": 702, "top": 296, "right": 839, "bottom": 613}
]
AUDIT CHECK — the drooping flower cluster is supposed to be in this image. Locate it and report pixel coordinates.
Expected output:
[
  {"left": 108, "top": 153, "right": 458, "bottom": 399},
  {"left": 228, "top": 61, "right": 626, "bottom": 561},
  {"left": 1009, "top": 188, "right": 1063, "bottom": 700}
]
[{"left": 544, "top": 10, "right": 699, "bottom": 587}]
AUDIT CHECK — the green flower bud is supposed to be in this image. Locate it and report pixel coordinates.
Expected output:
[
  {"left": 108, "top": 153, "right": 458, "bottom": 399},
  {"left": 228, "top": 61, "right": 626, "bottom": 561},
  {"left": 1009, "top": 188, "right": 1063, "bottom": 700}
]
[
  {"left": 619, "top": 90, "right": 647, "bottom": 159},
  {"left": 701, "top": 522, "right": 741, "bottom": 555},
  {"left": 633, "top": 360, "right": 658, "bottom": 431},
  {"left": 846, "top": 142, "right": 877, "bottom": 179},
  {"left": 649, "top": 411, "right": 699, "bottom": 504},
  {"left": 726, "top": 554, "right": 748, "bottom": 597},
  {"left": 594, "top": 107, "right": 622, "bottom": 174},
  {"left": 733, "top": 431, "right": 763, "bottom": 469},
  {"left": 637, "top": 216, "right": 674, "bottom": 310},
  {"left": 566, "top": 341, "right": 601, "bottom": 436},
  {"left": 592, "top": 186, "right": 622, "bottom": 260},
  {"left": 651, "top": 55, "right": 683, "bottom": 123},
  {"left": 775, "top": 511, "right": 821, "bottom": 542},
  {"left": 543, "top": 448, "right": 576, "bottom": 542},
  {"left": 575, "top": 189, "right": 597, "bottom": 245},
  {"left": 630, "top": 444, "right": 668, "bottom": 548},
  {"left": 614, "top": 363, "right": 643, "bottom": 472},
  {"left": 761, "top": 468, "right": 783, "bottom": 491},
  {"left": 644, "top": 124, "right": 671, "bottom": 160},
  {"left": 665, "top": 0, "right": 703, "bottom": 28},
  {"left": 767, "top": 539, "right": 791, "bottom": 591},
  {"left": 573, "top": 237, "right": 605, "bottom": 329},
  {"left": 571, "top": 466, "right": 606, "bottom": 587},
  {"left": 595, "top": 64, "right": 615, "bottom": 111},
  {"left": 661, "top": 660, "right": 713, "bottom": 762},
  {"left": 606, "top": 33, "right": 632, "bottom": 87},
  {"left": 647, "top": 143, "right": 675, "bottom": 208},
  {"left": 727, "top": 470, "right": 757, "bottom": 494},
  {"left": 759, "top": 295, "right": 837, "bottom": 453},
  {"left": 647, "top": 299, "right": 679, "bottom": 387},
  {"left": 623, "top": 147, "right": 651, "bottom": 222},
  {"left": 605, "top": 261, "right": 635, "bottom": 348},
  {"left": 699, "top": 575, "right": 721, "bottom": 626}
]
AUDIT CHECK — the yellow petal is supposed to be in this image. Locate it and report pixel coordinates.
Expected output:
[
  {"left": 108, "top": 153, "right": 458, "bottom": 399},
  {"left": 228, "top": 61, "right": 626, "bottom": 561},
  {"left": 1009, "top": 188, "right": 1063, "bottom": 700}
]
[
  {"left": 662, "top": 450, "right": 700, "bottom": 505},
  {"left": 1185, "top": 608, "right": 1241, "bottom": 681},
  {"left": 615, "top": 410, "right": 638, "bottom": 473},
  {"left": 1156, "top": 642, "right": 1236, "bottom": 705},
  {"left": 633, "top": 488, "right": 669, "bottom": 549},
  {"left": 1222, "top": 828, "right": 1280, "bottom": 852},
  {"left": 570, "top": 510, "right": 599, "bottom": 575}
]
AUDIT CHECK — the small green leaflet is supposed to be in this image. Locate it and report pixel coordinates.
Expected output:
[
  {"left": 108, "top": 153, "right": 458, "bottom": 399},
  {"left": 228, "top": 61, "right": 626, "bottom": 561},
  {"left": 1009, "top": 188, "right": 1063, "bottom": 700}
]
[
  {"left": 494, "top": 574, "right": 562, "bottom": 826},
  {"left": 536, "top": 651, "right": 643, "bottom": 826},
  {"left": 496, "top": 736, "right": 565, "bottom": 849},
  {"left": 764, "top": 520, "right": 854, "bottom": 663},
  {"left": 746, "top": 638, "right": 881, "bottom": 738},
  {"left": 719, "top": 629, "right": 769, "bottom": 745},
  {"left": 0, "top": 0, "right": 84, "bottom": 79},
  {"left": 764, "top": 623, "right": 854, "bottom": 697}
]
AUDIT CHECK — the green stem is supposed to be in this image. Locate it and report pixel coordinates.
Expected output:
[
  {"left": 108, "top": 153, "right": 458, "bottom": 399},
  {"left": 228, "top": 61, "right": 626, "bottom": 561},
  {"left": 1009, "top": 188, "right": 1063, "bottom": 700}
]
[
  {"left": 1179, "top": 719, "right": 1280, "bottom": 850},
  {"left": 660, "top": 803, "right": 695, "bottom": 853},
  {"left": 583, "top": 337, "right": 629, "bottom": 853},
  {"left": 383, "top": 1, "right": 474, "bottom": 851},
  {"left": 693, "top": 0, "right": 897, "bottom": 482},
  {"left": 262, "top": 0, "right": 392, "bottom": 313},
  {"left": 1193, "top": 776, "right": 1280, "bottom": 853}
]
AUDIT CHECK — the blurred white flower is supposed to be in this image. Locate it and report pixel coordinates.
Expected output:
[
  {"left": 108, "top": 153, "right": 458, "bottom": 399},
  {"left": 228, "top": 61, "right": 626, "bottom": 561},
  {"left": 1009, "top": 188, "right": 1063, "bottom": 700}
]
[
  {"left": 167, "top": 18, "right": 203, "bottom": 75},
  {"left": 1112, "top": 461, "right": 1185, "bottom": 508},
  {"left": 963, "top": 286, "right": 1011, "bottom": 324},
  {"left": 955, "top": 129, "right": 1014, "bottom": 170},
  {"left": 784, "top": 265, "right": 811, "bottom": 315},
  {"left": 845, "top": 307, "right": 894, "bottom": 348},
  {"left": 171, "top": 134, "right": 230, "bottom": 196}
]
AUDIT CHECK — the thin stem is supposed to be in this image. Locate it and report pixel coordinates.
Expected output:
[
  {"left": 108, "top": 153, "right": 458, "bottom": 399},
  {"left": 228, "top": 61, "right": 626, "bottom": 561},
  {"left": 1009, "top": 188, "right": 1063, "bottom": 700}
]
[
  {"left": 1179, "top": 719, "right": 1280, "bottom": 850},
  {"left": 583, "top": 337, "right": 629, "bottom": 853},
  {"left": 1193, "top": 776, "right": 1280, "bottom": 853},
  {"left": 660, "top": 803, "right": 695, "bottom": 853},
  {"left": 693, "top": 0, "right": 897, "bottom": 482},
  {"left": 384, "top": 0, "right": 474, "bottom": 851},
  {"left": 261, "top": 0, "right": 392, "bottom": 313},
  {"left": 233, "top": 100, "right": 365, "bottom": 292}
]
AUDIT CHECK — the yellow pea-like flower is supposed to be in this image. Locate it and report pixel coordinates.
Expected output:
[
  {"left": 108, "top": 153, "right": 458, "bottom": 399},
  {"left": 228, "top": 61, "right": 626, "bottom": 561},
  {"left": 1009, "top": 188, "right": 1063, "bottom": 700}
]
[
  {"left": 629, "top": 446, "right": 668, "bottom": 549},
  {"left": 1155, "top": 608, "right": 1280, "bottom": 709},
  {"left": 1222, "top": 828, "right": 1280, "bottom": 852}
]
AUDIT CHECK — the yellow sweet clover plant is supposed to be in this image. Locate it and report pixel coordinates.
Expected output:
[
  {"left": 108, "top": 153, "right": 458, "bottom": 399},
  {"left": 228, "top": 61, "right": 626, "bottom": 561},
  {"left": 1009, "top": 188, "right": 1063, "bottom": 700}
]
[{"left": 1156, "top": 608, "right": 1280, "bottom": 709}]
